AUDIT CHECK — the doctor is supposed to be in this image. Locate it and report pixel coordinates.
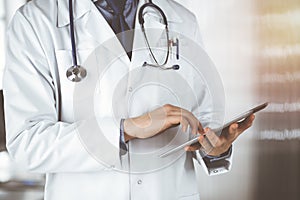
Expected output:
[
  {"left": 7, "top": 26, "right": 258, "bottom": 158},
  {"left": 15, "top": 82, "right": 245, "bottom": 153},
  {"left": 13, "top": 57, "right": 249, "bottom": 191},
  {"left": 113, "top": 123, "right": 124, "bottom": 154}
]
[{"left": 3, "top": 0, "right": 254, "bottom": 199}]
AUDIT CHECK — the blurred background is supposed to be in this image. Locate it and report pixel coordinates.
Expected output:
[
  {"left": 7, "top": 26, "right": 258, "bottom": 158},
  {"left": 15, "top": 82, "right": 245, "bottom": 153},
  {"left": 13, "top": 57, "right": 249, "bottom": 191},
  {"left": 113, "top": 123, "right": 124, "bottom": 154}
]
[{"left": 0, "top": 0, "right": 299, "bottom": 200}]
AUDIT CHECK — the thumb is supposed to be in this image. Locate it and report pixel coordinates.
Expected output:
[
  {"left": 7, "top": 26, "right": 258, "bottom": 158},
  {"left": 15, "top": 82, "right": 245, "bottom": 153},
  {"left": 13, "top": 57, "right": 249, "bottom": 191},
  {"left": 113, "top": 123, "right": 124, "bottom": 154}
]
[
  {"left": 228, "top": 123, "right": 239, "bottom": 138},
  {"left": 185, "top": 142, "right": 201, "bottom": 152}
]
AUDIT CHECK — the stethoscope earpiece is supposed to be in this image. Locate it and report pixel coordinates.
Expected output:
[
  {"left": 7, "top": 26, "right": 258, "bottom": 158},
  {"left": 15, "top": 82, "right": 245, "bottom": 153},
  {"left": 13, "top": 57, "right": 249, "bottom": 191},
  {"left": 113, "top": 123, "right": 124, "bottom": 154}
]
[{"left": 66, "top": 65, "right": 87, "bottom": 82}]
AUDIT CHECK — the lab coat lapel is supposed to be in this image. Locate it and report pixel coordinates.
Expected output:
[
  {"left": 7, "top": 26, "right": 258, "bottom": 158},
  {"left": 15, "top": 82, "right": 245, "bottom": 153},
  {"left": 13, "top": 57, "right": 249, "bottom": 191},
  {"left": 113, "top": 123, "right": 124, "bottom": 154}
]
[
  {"left": 85, "top": 3, "right": 131, "bottom": 65},
  {"left": 156, "top": 0, "right": 183, "bottom": 23},
  {"left": 57, "top": 0, "right": 130, "bottom": 65},
  {"left": 56, "top": 0, "right": 91, "bottom": 28}
]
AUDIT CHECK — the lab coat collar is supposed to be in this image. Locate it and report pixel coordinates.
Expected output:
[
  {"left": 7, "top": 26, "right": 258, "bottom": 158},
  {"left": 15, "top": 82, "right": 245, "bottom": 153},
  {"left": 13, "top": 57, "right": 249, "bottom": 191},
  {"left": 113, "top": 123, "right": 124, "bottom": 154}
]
[
  {"left": 57, "top": 0, "right": 92, "bottom": 27},
  {"left": 56, "top": 0, "right": 182, "bottom": 28}
]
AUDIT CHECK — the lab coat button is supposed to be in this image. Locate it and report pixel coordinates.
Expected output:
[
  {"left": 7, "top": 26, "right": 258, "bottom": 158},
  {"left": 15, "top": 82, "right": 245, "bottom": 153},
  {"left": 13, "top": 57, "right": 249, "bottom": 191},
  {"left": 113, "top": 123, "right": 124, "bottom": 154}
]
[
  {"left": 128, "top": 87, "right": 133, "bottom": 92},
  {"left": 137, "top": 179, "right": 142, "bottom": 184}
]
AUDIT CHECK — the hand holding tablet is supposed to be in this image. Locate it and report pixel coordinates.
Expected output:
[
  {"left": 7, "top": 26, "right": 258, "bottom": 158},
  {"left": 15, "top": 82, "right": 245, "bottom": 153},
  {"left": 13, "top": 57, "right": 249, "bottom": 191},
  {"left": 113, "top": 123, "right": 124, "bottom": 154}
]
[{"left": 159, "top": 102, "right": 268, "bottom": 158}]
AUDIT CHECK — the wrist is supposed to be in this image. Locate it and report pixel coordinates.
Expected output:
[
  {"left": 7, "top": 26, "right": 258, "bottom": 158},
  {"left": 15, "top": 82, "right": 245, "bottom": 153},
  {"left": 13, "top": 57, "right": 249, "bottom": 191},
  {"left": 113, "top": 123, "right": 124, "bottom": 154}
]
[
  {"left": 123, "top": 114, "right": 151, "bottom": 140},
  {"left": 206, "top": 145, "right": 232, "bottom": 159},
  {"left": 124, "top": 132, "right": 135, "bottom": 142},
  {"left": 123, "top": 118, "right": 137, "bottom": 141}
]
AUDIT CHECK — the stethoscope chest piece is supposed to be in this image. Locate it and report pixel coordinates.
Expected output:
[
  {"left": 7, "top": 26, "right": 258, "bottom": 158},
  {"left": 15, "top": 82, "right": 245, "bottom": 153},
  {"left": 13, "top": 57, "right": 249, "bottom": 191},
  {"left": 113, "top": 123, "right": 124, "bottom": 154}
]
[{"left": 66, "top": 65, "right": 87, "bottom": 82}]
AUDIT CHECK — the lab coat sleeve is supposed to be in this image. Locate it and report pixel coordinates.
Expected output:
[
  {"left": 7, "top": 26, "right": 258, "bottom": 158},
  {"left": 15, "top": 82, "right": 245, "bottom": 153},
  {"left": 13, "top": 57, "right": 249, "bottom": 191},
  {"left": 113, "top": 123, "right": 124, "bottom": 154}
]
[
  {"left": 3, "top": 11, "right": 121, "bottom": 173},
  {"left": 193, "top": 146, "right": 233, "bottom": 176},
  {"left": 192, "top": 18, "right": 233, "bottom": 176}
]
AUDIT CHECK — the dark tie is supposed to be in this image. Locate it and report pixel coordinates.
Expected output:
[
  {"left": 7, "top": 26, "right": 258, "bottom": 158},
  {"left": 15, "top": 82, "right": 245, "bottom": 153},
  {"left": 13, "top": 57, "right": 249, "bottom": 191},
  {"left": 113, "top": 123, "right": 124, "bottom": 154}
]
[{"left": 105, "top": 0, "right": 133, "bottom": 59}]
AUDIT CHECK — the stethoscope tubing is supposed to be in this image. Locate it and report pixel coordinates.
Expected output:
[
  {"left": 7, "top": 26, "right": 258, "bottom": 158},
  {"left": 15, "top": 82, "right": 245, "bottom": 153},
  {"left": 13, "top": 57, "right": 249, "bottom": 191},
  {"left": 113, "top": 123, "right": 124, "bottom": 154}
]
[
  {"left": 69, "top": 0, "right": 78, "bottom": 67},
  {"left": 139, "top": 2, "right": 176, "bottom": 70},
  {"left": 138, "top": 2, "right": 168, "bottom": 26}
]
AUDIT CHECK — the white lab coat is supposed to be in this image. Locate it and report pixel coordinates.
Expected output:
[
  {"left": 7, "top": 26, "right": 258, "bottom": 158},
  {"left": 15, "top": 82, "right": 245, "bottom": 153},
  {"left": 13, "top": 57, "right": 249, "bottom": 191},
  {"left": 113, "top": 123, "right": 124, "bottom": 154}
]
[{"left": 3, "top": 0, "right": 232, "bottom": 199}]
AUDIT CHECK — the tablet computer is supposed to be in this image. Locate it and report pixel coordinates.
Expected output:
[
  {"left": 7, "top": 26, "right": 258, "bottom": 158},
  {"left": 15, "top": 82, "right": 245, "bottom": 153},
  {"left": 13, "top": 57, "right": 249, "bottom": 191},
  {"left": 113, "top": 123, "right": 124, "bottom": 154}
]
[{"left": 159, "top": 102, "right": 269, "bottom": 158}]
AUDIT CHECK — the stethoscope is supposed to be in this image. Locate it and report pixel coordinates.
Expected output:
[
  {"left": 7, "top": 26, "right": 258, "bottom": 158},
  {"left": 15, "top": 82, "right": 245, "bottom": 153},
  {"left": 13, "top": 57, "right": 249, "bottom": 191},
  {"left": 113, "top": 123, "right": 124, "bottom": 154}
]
[
  {"left": 139, "top": 0, "right": 180, "bottom": 71},
  {"left": 66, "top": 0, "right": 87, "bottom": 82},
  {"left": 66, "top": 0, "right": 180, "bottom": 82}
]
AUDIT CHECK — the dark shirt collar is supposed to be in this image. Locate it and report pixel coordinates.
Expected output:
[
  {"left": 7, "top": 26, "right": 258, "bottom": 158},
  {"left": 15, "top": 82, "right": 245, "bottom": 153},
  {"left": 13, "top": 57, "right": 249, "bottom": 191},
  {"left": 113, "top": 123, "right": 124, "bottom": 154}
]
[
  {"left": 95, "top": 0, "right": 135, "bottom": 13},
  {"left": 94, "top": 0, "right": 138, "bottom": 29}
]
